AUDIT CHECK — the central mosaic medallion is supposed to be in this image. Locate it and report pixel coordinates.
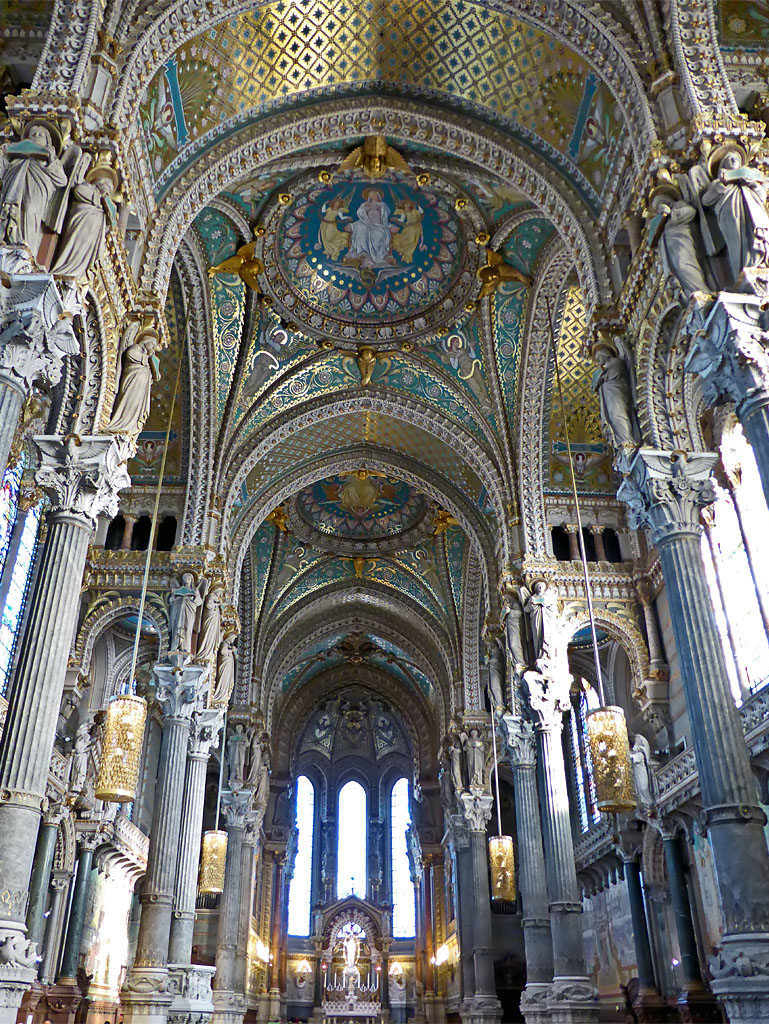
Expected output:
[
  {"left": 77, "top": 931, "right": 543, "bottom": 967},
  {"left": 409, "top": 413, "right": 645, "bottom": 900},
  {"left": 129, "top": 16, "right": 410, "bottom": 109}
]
[
  {"left": 257, "top": 171, "right": 480, "bottom": 345},
  {"left": 295, "top": 472, "right": 428, "bottom": 541}
]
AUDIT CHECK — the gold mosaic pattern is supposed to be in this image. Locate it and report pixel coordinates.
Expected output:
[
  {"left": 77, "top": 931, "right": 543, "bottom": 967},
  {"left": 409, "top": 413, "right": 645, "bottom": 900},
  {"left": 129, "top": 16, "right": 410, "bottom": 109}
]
[{"left": 142, "top": 0, "right": 622, "bottom": 194}]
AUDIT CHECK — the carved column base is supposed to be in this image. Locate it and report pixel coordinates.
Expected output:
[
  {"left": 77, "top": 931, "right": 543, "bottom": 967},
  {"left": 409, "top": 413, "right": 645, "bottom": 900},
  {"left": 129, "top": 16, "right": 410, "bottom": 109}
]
[
  {"left": 519, "top": 982, "right": 551, "bottom": 1023},
  {"left": 545, "top": 978, "right": 599, "bottom": 1024},
  {"left": 167, "top": 965, "right": 215, "bottom": 1024},
  {"left": 211, "top": 989, "right": 246, "bottom": 1024},
  {"left": 0, "top": 960, "right": 37, "bottom": 1024},
  {"left": 675, "top": 987, "right": 723, "bottom": 1023},
  {"left": 632, "top": 988, "right": 675, "bottom": 1023},
  {"left": 254, "top": 991, "right": 271, "bottom": 1024},
  {"left": 85, "top": 989, "right": 120, "bottom": 1024},
  {"left": 41, "top": 981, "right": 86, "bottom": 1024},
  {"left": 17, "top": 980, "right": 46, "bottom": 1024},
  {"left": 121, "top": 968, "right": 174, "bottom": 1024},
  {"left": 459, "top": 994, "right": 503, "bottom": 1024}
]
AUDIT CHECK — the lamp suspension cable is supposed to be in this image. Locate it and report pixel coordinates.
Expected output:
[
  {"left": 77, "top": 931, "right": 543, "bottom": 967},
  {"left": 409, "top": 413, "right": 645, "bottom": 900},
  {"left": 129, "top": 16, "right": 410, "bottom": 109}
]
[
  {"left": 216, "top": 710, "right": 227, "bottom": 831},
  {"left": 490, "top": 707, "right": 503, "bottom": 837}
]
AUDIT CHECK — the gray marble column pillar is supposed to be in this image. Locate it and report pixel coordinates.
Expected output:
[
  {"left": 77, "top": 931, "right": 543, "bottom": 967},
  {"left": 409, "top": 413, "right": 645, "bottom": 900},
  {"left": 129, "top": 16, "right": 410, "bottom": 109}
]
[
  {"left": 168, "top": 708, "right": 223, "bottom": 966},
  {"left": 446, "top": 818, "right": 474, "bottom": 1002},
  {"left": 0, "top": 272, "right": 79, "bottom": 478},
  {"left": 619, "top": 450, "right": 769, "bottom": 1021},
  {"left": 686, "top": 293, "right": 769, "bottom": 511},
  {"left": 40, "top": 872, "right": 70, "bottom": 984},
  {"left": 122, "top": 662, "right": 209, "bottom": 1024},
  {"left": 58, "top": 834, "right": 100, "bottom": 983},
  {"left": 25, "top": 815, "right": 60, "bottom": 948},
  {"left": 455, "top": 791, "right": 502, "bottom": 1024},
  {"left": 522, "top": 671, "right": 598, "bottom": 1024},
  {"left": 499, "top": 715, "right": 553, "bottom": 1022},
  {"left": 0, "top": 434, "right": 129, "bottom": 1023},
  {"left": 212, "top": 789, "right": 255, "bottom": 1024}
]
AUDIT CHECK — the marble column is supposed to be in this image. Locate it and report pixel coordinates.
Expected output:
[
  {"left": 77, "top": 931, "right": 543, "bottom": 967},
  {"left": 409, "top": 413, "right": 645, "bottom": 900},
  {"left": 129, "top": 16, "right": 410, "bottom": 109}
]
[
  {"left": 565, "top": 526, "right": 580, "bottom": 561},
  {"left": 456, "top": 791, "right": 502, "bottom": 1024},
  {"left": 0, "top": 272, "right": 79, "bottom": 477},
  {"left": 499, "top": 715, "right": 553, "bottom": 1023},
  {"left": 522, "top": 671, "right": 598, "bottom": 1023},
  {"left": 591, "top": 528, "right": 606, "bottom": 562},
  {"left": 619, "top": 450, "right": 769, "bottom": 1021},
  {"left": 686, "top": 293, "right": 769, "bottom": 511},
  {"left": 617, "top": 844, "right": 669, "bottom": 1024},
  {"left": 58, "top": 834, "right": 100, "bottom": 983},
  {"left": 0, "top": 434, "right": 130, "bottom": 1023},
  {"left": 212, "top": 789, "right": 255, "bottom": 1024},
  {"left": 40, "top": 873, "right": 70, "bottom": 984},
  {"left": 121, "top": 513, "right": 137, "bottom": 550},
  {"left": 122, "top": 662, "right": 209, "bottom": 1024},
  {"left": 25, "top": 808, "right": 63, "bottom": 948},
  {"left": 168, "top": 707, "right": 223, "bottom": 966},
  {"left": 446, "top": 818, "right": 475, "bottom": 1002},
  {"left": 380, "top": 949, "right": 390, "bottom": 1016}
]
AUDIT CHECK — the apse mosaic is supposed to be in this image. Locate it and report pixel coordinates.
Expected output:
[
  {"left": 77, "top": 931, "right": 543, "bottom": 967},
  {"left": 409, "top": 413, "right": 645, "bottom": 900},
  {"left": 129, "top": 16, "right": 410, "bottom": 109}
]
[
  {"left": 139, "top": 0, "right": 626, "bottom": 207},
  {"left": 295, "top": 473, "right": 428, "bottom": 541},
  {"left": 257, "top": 171, "right": 477, "bottom": 345}
]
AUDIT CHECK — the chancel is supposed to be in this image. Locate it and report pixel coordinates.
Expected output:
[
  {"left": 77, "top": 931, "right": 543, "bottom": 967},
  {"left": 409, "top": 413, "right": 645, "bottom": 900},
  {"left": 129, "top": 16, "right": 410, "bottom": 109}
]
[{"left": 3, "top": 5, "right": 769, "bottom": 1024}]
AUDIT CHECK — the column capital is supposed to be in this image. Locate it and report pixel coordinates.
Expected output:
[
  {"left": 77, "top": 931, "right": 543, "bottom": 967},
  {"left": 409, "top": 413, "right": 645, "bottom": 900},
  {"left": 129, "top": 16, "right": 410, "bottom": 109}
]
[
  {"left": 153, "top": 660, "right": 209, "bottom": 722},
  {"left": 498, "top": 714, "right": 536, "bottom": 769},
  {"left": 685, "top": 292, "right": 769, "bottom": 417},
  {"left": 457, "top": 790, "right": 493, "bottom": 833},
  {"left": 617, "top": 449, "right": 717, "bottom": 545},
  {"left": 33, "top": 433, "right": 132, "bottom": 529},
  {"left": 189, "top": 707, "right": 224, "bottom": 758},
  {"left": 445, "top": 813, "right": 469, "bottom": 850},
  {"left": 221, "top": 787, "right": 254, "bottom": 829},
  {"left": 0, "top": 273, "right": 80, "bottom": 393},
  {"left": 521, "top": 669, "right": 570, "bottom": 733}
]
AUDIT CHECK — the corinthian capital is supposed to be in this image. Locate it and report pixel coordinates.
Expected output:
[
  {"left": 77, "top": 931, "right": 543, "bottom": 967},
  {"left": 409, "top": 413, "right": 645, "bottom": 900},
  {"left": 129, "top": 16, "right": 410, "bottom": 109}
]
[
  {"left": 0, "top": 273, "right": 80, "bottom": 391},
  {"left": 221, "top": 787, "right": 254, "bottom": 829},
  {"left": 189, "top": 707, "right": 224, "bottom": 758},
  {"left": 685, "top": 293, "right": 769, "bottom": 412},
  {"left": 153, "top": 661, "right": 209, "bottom": 722},
  {"left": 522, "top": 669, "right": 571, "bottom": 732},
  {"left": 458, "top": 790, "right": 493, "bottom": 833},
  {"left": 498, "top": 714, "right": 537, "bottom": 769},
  {"left": 34, "top": 434, "right": 132, "bottom": 528},
  {"left": 617, "top": 449, "right": 717, "bottom": 545}
]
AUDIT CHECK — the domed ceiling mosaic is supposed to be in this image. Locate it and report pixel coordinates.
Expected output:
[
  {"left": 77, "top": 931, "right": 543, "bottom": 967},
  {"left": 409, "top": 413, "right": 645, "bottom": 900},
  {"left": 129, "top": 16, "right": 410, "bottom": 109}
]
[{"left": 257, "top": 170, "right": 481, "bottom": 345}]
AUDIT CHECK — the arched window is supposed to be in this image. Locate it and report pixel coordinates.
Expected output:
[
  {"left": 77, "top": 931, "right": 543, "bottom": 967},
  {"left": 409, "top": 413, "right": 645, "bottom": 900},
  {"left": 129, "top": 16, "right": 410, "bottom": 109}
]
[
  {"left": 287, "top": 775, "right": 315, "bottom": 936},
  {"left": 337, "top": 780, "right": 367, "bottom": 899},
  {"left": 391, "top": 777, "right": 416, "bottom": 938},
  {"left": 568, "top": 680, "right": 600, "bottom": 833}
]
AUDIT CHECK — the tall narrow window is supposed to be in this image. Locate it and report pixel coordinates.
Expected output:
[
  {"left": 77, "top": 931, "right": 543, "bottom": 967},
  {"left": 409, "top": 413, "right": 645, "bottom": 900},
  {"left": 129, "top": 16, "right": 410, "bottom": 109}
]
[
  {"left": 570, "top": 681, "right": 600, "bottom": 833},
  {"left": 391, "top": 777, "right": 416, "bottom": 938},
  {"left": 287, "top": 775, "right": 315, "bottom": 936},
  {"left": 337, "top": 780, "right": 367, "bottom": 898}
]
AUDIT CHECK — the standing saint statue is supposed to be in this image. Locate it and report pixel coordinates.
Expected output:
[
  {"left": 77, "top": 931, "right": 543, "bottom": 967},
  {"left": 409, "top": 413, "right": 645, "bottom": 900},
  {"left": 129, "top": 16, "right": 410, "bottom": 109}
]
[
  {"left": 167, "top": 572, "right": 203, "bottom": 652},
  {"left": 592, "top": 341, "right": 637, "bottom": 448},
  {"left": 521, "top": 581, "right": 559, "bottom": 667},
  {"left": 51, "top": 163, "right": 119, "bottom": 280},
  {"left": 213, "top": 635, "right": 236, "bottom": 706},
  {"left": 0, "top": 123, "right": 67, "bottom": 255},
  {"left": 450, "top": 735, "right": 465, "bottom": 795},
  {"left": 227, "top": 723, "right": 249, "bottom": 788},
  {"left": 108, "top": 325, "right": 161, "bottom": 435},
  {"left": 245, "top": 731, "right": 265, "bottom": 787},
  {"left": 503, "top": 590, "right": 527, "bottom": 670},
  {"left": 703, "top": 149, "right": 769, "bottom": 284},
  {"left": 463, "top": 728, "right": 485, "bottom": 788},
  {"left": 486, "top": 637, "right": 506, "bottom": 710},
  {"left": 649, "top": 193, "right": 713, "bottom": 298},
  {"left": 196, "top": 585, "right": 223, "bottom": 664}
]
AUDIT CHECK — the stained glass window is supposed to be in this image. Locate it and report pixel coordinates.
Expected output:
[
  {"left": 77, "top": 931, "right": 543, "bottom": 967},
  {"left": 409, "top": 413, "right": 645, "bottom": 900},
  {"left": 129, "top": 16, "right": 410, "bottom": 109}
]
[
  {"left": 288, "top": 775, "right": 315, "bottom": 936},
  {"left": 391, "top": 777, "right": 416, "bottom": 938},
  {"left": 0, "top": 460, "right": 23, "bottom": 579},
  {"left": 571, "top": 681, "right": 600, "bottom": 833},
  {"left": 337, "top": 780, "right": 367, "bottom": 898}
]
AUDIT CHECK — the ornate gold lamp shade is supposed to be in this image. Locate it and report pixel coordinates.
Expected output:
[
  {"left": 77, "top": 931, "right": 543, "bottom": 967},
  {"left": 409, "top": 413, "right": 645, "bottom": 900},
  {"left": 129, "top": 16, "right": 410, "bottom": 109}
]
[
  {"left": 488, "top": 834, "right": 516, "bottom": 901},
  {"left": 199, "top": 829, "right": 228, "bottom": 893},
  {"left": 586, "top": 706, "right": 636, "bottom": 812},
  {"left": 94, "top": 694, "right": 147, "bottom": 802}
]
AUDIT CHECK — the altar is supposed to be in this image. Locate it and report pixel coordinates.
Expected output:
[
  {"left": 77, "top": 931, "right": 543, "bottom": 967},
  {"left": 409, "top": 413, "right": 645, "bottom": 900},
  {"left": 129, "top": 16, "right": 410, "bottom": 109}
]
[{"left": 321, "top": 919, "right": 383, "bottom": 1021}]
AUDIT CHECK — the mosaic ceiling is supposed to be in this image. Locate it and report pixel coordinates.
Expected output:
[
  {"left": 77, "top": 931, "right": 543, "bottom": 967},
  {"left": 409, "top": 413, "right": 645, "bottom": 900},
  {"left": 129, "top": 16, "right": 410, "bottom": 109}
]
[
  {"left": 139, "top": 0, "right": 626, "bottom": 207},
  {"left": 294, "top": 472, "right": 429, "bottom": 542}
]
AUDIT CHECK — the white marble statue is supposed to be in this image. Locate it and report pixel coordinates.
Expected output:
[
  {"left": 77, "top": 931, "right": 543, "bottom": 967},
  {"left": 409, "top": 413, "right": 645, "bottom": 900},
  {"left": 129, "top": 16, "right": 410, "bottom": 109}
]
[
  {"left": 463, "top": 728, "right": 485, "bottom": 788},
  {"left": 486, "top": 637, "right": 506, "bottom": 710},
  {"left": 69, "top": 719, "right": 92, "bottom": 797},
  {"left": 227, "top": 722, "right": 249, "bottom": 787},
  {"left": 450, "top": 736, "right": 464, "bottom": 794},
  {"left": 254, "top": 760, "right": 270, "bottom": 810},
  {"left": 168, "top": 572, "right": 203, "bottom": 653},
  {"left": 630, "top": 733, "right": 655, "bottom": 808},
  {"left": 592, "top": 342, "right": 636, "bottom": 448},
  {"left": 521, "top": 581, "right": 559, "bottom": 667},
  {"left": 51, "top": 168, "right": 118, "bottom": 280},
  {"left": 108, "top": 326, "right": 161, "bottom": 436},
  {"left": 196, "top": 585, "right": 223, "bottom": 664},
  {"left": 651, "top": 194, "right": 712, "bottom": 298},
  {"left": 245, "top": 731, "right": 265, "bottom": 787},
  {"left": 703, "top": 150, "right": 769, "bottom": 284},
  {"left": 213, "top": 635, "right": 236, "bottom": 705},
  {"left": 0, "top": 124, "right": 67, "bottom": 254}
]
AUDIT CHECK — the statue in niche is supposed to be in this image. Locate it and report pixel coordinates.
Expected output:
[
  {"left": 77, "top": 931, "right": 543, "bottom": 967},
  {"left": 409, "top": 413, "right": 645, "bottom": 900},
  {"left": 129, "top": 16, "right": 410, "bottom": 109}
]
[
  {"left": 0, "top": 122, "right": 67, "bottom": 254},
  {"left": 520, "top": 581, "right": 559, "bottom": 668},
  {"left": 213, "top": 634, "right": 236, "bottom": 706},
  {"left": 648, "top": 189, "right": 713, "bottom": 298},
  {"left": 591, "top": 338, "right": 637, "bottom": 449},
  {"left": 253, "top": 758, "right": 270, "bottom": 811},
  {"left": 227, "top": 722, "right": 249, "bottom": 788},
  {"left": 630, "top": 734, "right": 655, "bottom": 808},
  {"left": 167, "top": 572, "right": 203, "bottom": 653},
  {"left": 196, "top": 584, "right": 223, "bottom": 664},
  {"left": 51, "top": 158, "right": 119, "bottom": 280},
  {"left": 486, "top": 636, "right": 506, "bottom": 710},
  {"left": 702, "top": 147, "right": 769, "bottom": 283},
  {"left": 108, "top": 322, "right": 161, "bottom": 436},
  {"left": 502, "top": 589, "right": 527, "bottom": 670},
  {"left": 245, "top": 731, "right": 267, "bottom": 787},
  {"left": 449, "top": 734, "right": 465, "bottom": 795},
  {"left": 439, "top": 765, "right": 454, "bottom": 811},
  {"left": 462, "top": 727, "right": 485, "bottom": 788},
  {"left": 69, "top": 719, "right": 92, "bottom": 798}
]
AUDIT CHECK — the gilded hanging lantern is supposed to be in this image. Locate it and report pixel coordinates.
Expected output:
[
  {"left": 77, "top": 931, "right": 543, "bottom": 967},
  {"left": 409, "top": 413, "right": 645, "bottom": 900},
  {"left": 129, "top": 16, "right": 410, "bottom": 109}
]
[
  {"left": 199, "top": 829, "right": 228, "bottom": 893},
  {"left": 586, "top": 705, "right": 636, "bottom": 813},
  {"left": 94, "top": 694, "right": 147, "bottom": 803},
  {"left": 488, "top": 834, "right": 516, "bottom": 901}
]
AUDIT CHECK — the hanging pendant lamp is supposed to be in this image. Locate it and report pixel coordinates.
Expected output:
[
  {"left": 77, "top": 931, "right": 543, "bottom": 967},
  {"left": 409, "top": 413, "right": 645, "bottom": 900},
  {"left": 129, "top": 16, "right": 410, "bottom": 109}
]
[
  {"left": 94, "top": 694, "right": 147, "bottom": 802},
  {"left": 199, "top": 710, "right": 228, "bottom": 894},
  {"left": 488, "top": 696, "right": 515, "bottom": 901},
  {"left": 547, "top": 300, "right": 636, "bottom": 814}
]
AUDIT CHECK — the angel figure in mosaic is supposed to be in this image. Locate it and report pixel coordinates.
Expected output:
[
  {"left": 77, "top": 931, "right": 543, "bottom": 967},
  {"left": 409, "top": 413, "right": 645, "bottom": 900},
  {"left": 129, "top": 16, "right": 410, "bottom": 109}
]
[
  {"left": 318, "top": 194, "right": 352, "bottom": 261},
  {"left": 436, "top": 332, "right": 492, "bottom": 413},
  {"left": 391, "top": 199, "right": 425, "bottom": 263}
]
